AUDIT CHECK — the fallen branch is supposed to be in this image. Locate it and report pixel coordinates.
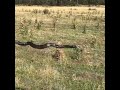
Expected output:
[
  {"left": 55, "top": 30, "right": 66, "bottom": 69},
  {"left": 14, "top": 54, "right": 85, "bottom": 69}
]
[{"left": 15, "top": 40, "right": 78, "bottom": 49}]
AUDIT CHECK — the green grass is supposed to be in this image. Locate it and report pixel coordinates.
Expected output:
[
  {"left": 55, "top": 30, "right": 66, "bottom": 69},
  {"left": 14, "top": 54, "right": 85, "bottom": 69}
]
[{"left": 15, "top": 6, "right": 105, "bottom": 90}]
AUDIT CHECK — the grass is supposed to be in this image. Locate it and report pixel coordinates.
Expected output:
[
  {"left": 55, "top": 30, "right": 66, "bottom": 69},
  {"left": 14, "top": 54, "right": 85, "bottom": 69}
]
[{"left": 15, "top": 5, "right": 105, "bottom": 90}]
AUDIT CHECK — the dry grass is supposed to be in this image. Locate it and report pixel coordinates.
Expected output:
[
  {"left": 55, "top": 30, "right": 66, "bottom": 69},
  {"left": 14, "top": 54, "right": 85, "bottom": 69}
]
[{"left": 15, "top": 5, "right": 105, "bottom": 90}]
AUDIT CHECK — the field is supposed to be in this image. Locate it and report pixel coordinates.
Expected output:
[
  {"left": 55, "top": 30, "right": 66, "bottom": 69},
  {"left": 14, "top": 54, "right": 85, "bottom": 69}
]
[{"left": 15, "top": 5, "right": 105, "bottom": 90}]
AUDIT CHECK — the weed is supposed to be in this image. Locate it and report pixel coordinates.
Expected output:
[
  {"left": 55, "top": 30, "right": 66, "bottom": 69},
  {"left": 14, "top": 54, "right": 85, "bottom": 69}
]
[{"left": 43, "top": 8, "right": 50, "bottom": 14}]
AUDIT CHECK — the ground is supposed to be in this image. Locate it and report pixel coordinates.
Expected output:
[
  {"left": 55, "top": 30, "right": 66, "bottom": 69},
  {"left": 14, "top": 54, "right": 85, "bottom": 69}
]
[{"left": 15, "top": 5, "right": 105, "bottom": 90}]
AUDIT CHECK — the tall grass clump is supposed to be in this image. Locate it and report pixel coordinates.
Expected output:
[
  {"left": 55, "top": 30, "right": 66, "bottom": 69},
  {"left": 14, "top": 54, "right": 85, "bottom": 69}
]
[{"left": 43, "top": 8, "right": 50, "bottom": 14}]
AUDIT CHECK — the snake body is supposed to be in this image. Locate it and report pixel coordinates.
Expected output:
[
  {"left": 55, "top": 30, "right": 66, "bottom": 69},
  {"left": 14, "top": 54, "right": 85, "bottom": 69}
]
[{"left": 15, "top": 40, "right": 77, "bottom": 49}]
